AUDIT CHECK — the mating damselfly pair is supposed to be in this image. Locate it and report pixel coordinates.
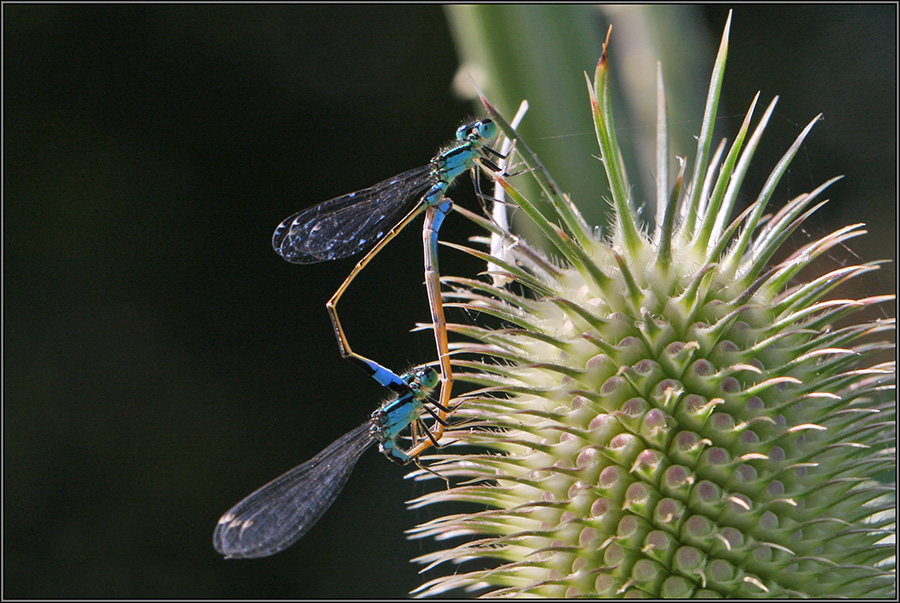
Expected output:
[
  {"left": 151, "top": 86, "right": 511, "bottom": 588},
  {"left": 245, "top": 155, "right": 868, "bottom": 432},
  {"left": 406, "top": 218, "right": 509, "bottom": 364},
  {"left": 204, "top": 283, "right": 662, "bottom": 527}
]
[{"left": 214, "top": 118, "right": 504, "bottom": 558}]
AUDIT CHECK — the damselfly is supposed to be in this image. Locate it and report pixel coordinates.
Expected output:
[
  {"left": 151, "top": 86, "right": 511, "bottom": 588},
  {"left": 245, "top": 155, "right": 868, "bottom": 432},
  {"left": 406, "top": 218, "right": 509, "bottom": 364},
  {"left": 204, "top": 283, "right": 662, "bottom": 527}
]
[
  {"left": 213, "top": 366, "right": 439, "bottom": 558},
  {"left": 272, "top": 119, "right": 500, "bottom": 457}
]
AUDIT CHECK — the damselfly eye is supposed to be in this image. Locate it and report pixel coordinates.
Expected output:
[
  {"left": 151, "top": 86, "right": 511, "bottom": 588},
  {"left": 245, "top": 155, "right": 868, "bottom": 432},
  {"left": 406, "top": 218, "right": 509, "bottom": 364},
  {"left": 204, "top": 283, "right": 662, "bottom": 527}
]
[
  {"left": 415, "top": 366, "right": 440, "bottom": 390},
  {"left": 456, "top": 121, "right": 475, "bottom": 141},
  {"left": 475, "top": 119, "right": 497, "bottom": 141}
]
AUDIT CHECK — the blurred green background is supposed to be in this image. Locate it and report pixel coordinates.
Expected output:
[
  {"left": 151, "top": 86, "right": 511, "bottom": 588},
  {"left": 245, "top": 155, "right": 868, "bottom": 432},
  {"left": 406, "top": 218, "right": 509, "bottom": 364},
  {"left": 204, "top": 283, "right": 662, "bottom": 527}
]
[{"left": 4, "top": 5, "right": 895, "bottom": 598}]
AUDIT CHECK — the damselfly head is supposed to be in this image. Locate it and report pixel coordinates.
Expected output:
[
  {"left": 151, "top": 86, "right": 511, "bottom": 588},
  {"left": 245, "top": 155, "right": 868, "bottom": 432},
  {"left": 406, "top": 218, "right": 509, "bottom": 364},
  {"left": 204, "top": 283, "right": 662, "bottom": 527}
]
[
  {"left": 456, "top": 119, "right": 497, "bottom": 144},
  {"left": 403, "top": 366, "right": 439, "bottom": 394}
]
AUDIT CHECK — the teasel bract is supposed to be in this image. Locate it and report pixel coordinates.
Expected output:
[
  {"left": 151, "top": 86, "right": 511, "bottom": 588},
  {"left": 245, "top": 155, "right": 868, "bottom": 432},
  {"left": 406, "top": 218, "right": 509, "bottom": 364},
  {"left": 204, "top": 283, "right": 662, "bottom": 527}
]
[{"left": 407, "top": 16, "right": 896, "bottom": 598}]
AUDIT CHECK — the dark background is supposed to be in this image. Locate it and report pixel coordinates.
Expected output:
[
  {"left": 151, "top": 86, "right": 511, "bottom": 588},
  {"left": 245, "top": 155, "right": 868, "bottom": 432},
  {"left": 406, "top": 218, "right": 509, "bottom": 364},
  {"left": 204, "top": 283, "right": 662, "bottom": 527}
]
[{"left": 4, "top": 5, "right": 895, "bottom": 598}]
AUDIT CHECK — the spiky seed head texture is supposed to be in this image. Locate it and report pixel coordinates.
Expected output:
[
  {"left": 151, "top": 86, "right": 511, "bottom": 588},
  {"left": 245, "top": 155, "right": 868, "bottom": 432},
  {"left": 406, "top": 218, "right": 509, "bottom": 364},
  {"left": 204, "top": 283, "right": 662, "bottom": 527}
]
[{"left": 408, "top": 18, "right": 895, "bottom": 599}]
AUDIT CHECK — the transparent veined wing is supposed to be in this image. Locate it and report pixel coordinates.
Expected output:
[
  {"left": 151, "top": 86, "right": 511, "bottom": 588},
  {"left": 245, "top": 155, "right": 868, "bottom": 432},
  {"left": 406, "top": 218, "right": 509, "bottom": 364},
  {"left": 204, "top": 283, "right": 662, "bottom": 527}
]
[
  {"left": 213, "top": 422, "right": 374, "bottom": 559},
  {"left": 272, "top": 165, "right": 435, "bottom": 264}
]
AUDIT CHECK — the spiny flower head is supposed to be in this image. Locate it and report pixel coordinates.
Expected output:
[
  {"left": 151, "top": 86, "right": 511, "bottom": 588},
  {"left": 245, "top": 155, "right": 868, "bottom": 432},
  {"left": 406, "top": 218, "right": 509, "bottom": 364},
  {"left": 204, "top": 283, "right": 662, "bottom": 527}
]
[{"left": 407, "top": 17, "right": 895, "bottom": 598}]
